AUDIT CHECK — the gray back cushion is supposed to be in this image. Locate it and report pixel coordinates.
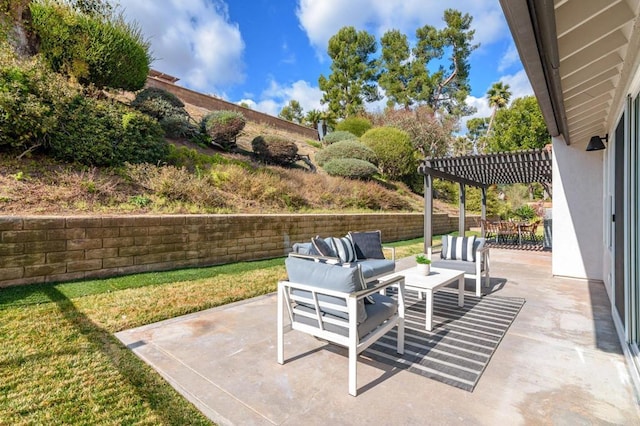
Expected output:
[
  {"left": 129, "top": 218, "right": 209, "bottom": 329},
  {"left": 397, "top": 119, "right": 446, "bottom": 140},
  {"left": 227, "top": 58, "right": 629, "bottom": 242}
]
[
  {"left": 441, "top": 235, "right": 486, "bottom": 262},
  {"left": 285, "top": 257, "right": 367, "bottom": 323},
  {"left": 348, "top": 230, "right": 385, "bottom": 259},
  {"left": 292, "top": 242, "right": 318, "bottom": 256}
]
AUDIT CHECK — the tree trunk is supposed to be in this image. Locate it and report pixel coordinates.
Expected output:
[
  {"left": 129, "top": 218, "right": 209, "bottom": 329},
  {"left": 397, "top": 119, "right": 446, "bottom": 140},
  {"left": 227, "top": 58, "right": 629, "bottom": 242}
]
[{"left": 1, "top": 0, "right": 39, "bottom": 57}]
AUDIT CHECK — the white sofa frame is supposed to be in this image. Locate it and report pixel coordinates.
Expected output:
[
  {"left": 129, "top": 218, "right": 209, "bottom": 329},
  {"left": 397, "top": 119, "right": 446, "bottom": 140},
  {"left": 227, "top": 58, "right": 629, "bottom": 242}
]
[{"left": 277, "top": 275, "right": 405, "bottom": 396}]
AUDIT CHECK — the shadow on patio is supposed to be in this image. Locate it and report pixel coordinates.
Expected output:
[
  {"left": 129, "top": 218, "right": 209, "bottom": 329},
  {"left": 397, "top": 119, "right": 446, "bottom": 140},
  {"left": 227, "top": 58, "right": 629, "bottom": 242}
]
[{"left": 116, "top": 249, "right": 640, "bottom": 425}]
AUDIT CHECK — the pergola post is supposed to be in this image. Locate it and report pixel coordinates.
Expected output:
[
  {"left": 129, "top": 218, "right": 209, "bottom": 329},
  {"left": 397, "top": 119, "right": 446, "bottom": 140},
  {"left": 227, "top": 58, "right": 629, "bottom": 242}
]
[
  {"left": 459, "top": 183, "right": 466, "bottom": 236},
  {"left": 424, "top": 173, "right": 433, "bottom": 258},
  {"left": 481, "top": 186, "right": 487, "bottom": 237}
]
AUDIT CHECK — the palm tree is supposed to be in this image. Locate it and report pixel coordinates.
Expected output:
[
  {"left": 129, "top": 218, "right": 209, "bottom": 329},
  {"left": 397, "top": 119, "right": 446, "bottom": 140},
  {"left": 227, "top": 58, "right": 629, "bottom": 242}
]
[
  {"left": 486, "top": 82, "right": 511, "bottom": 135},
  {"left": 304, "top": 109, "right": 323, "bottom": 130}
]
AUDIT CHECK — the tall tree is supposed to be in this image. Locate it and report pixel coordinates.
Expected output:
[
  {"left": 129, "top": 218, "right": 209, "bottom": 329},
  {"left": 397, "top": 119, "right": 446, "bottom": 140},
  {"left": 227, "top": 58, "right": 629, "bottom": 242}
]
[
  {"left": 378, "top": 29, "right": 414, "bottom": 109},
  {"left": 486, "top": 96, "right": 550, "bottom": 152},
  {"left": 466, "top": 116, "right": 489, "bottom": 153},
  {"left": 412, "top": 9, "right": 477, "bottom": 116},
  {"left": 318, "top": 26, "right": 380, "bottom": 119},
  {"left": 486, "top": 81, "right": 511, "bottom": 135},
  {"left": 278, "top": 100, "right": 304, "bottom": 123}
]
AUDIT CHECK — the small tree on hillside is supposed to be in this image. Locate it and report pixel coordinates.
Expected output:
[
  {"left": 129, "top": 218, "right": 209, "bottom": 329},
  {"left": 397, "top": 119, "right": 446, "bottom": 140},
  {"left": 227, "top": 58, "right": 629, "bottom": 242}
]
[
  {"left": 373, "top": 105, "right": 454, "bottom": 157},
  {"left": 201, "top": 110, "right": 246, "bottom": 150}
]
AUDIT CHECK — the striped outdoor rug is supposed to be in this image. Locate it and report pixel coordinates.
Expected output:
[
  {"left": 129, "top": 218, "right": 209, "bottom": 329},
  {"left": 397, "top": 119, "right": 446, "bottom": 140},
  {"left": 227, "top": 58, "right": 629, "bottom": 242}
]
[{"left": 363, "top": 289, "right": 525, "bottom": 392}]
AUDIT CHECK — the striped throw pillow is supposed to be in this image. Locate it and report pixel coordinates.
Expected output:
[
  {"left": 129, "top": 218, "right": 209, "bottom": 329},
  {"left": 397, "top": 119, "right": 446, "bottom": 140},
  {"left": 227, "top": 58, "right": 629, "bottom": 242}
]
[
  {"left": 443, "top": 235, "right": 476, "bottom": 262},
  {"left": 329, "top": 236, "right": 357, "bottom": 263}
]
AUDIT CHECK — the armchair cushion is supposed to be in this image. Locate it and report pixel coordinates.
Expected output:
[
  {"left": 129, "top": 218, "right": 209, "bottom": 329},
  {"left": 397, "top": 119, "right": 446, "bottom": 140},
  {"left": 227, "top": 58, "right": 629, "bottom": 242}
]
[
  {"left": 348, "top": 230, "right": 385, "bottom": 259},
  {"left": 442, "top": 235, "right": 477, "bottom": 262},
  {"left": 285, "top": 256, "right": 367, "bottom": 323},
  {"left": 293, "top": 293, "right": 396, "bottom": 339},
  {"left": 431, "top": 259, "right": 478, "bottom": 275}
]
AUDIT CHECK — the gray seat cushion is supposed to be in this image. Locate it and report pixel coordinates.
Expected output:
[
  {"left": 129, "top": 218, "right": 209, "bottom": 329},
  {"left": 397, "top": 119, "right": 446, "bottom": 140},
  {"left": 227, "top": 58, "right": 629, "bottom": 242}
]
[
  {"left": 431, "top": 259, "right": 478, "bottom": 275},
  {"left": 294, "top": 293, "right": 397, "bottom": 339},
  {"left": 356, "top": 259, "right": 395, "bottom": 278}
]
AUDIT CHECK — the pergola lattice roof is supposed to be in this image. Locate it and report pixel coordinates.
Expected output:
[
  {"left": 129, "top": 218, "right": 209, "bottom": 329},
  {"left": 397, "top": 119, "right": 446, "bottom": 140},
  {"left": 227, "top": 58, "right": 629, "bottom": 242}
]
[{"left": 418, "top": 148, "right": 553, "bottom": 187}]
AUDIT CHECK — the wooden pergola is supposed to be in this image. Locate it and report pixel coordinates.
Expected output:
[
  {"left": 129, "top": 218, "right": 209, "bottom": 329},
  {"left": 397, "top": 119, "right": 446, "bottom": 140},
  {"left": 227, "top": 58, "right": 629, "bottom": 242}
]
[{"left": 418, "top": 148, "right": 553, "bottom": 252}]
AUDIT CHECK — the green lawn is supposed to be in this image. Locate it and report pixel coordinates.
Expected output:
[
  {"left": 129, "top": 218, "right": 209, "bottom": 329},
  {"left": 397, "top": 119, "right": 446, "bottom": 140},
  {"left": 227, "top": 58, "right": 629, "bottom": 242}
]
[{"left": 0, "top": 237, "right": 429, "bottom": 424}]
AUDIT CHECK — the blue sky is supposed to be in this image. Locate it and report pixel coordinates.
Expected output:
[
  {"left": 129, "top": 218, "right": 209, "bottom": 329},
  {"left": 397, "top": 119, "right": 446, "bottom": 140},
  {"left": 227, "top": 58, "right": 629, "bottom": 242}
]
[{"left": 116, "top": 0, "right": 533, "bottom": 125}]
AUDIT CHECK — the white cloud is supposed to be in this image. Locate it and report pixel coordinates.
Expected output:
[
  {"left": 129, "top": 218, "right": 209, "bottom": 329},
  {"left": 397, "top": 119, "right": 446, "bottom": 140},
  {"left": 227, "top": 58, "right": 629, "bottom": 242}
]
[
  {"left": 240, "top": 79, "right": 324, "bottom": 116},
  {"left": 117, "top": 0, "right": 245, "bottom": 91},
  {"left": 498, "top": 43, "right": 520, "bottom": 72},
  {"left": 500, "top": 69, "right": 534, "bottom": 100},
  {"left": 296, "top": 0, "right": 508, "bottom": 57},
  {"left": 459, "top": 94, "right": 493, "bottom": 134}
]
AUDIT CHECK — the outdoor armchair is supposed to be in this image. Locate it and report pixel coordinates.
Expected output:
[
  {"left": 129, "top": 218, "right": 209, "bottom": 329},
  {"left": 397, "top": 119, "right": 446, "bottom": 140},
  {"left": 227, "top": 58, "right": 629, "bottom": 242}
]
[
  {"left": 278, "top": 256, "right": 405, "bottom": 396},
  {"left": 429, "top": 235, "right": 490, "bottom": 297}
]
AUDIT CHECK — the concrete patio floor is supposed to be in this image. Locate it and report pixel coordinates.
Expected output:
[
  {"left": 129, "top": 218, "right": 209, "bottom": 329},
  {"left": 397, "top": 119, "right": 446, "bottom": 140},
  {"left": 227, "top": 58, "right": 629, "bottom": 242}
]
[{"left": 116, "top": 249, "right": 640, "bottom": 425}]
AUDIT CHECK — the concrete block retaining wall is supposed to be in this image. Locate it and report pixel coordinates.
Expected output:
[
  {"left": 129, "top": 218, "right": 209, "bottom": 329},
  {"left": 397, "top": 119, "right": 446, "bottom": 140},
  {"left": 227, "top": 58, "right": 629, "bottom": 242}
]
[{"left": 0, "top": 213, "right": 479, "bottom": 287}]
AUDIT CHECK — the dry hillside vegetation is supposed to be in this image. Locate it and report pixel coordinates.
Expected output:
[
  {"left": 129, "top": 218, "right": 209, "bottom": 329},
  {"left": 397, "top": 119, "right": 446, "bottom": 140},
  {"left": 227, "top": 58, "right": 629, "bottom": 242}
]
[{"left": 0, "top": 119, "right": 425, "bottom": 215}]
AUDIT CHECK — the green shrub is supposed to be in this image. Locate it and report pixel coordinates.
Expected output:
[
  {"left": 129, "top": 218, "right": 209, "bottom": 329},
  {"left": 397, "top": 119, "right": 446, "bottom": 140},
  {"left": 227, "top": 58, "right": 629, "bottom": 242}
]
[
  {"left": 118, "top": 111, "right": 168, "bottom": 164},
  {"left": 0, "top": 46, "right": 75, "bottom": 152},
  {"left": 29, "top": 0, "right": 151, "bottom": 91},
  {"left": 306, "top": 139, "right": 322, "bottom": 149},
  {"left": 160, "top": 113, "right": 201, "bottom": 139},
  {"left": 46, "top": 96, "right": 167, "bottom": 166},
  {"left": 322, "top": 130, "right": 357, "bottom": 145},
  {"left": 166, "top": 144, "right": 228, "bottom": 171},
  {"left": 432, "top": 178, "right": 457, "bottom": 203},
  {"left": 201, "top": 110, "right": 246, "bottom": 149},
  {"left": 132, "top": 87, "right": 184, "bottom": 109},
  {"left": 46, "top": 95, "right": 120, "bottom": 165},
  {"left": 514, "top": 204, "right": 537, "bottom": 220},
  {"left": 251, "top": 135, "right": 298, "bottom": 166},
  {"left": 130, "top": 88, "right": 199, "bottom": 139},
  {"left": 315, "top": 140, "right": 377, "bottom": 166},
  {"left": 335, "top": 116, "right": 372, "bottom": 137},
  {"left": 360, "top": 127, "right": 415, "bottom": 180},
  {"left": 323, "top": 158, "right": 378, "bottom": 180}
]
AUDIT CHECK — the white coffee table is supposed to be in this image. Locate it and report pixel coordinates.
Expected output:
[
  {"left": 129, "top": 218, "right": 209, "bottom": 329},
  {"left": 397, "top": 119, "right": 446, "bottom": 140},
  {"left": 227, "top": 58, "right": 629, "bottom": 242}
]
[{"left": 383, "top": 267, "right": 465, "bottom": 331}]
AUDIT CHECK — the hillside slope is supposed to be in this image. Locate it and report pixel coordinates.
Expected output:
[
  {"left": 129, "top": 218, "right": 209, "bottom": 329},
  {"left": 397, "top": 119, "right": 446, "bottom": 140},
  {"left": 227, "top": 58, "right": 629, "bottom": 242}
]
[{"left": 0, "top": 117, "right": 430, "bottom": 215}]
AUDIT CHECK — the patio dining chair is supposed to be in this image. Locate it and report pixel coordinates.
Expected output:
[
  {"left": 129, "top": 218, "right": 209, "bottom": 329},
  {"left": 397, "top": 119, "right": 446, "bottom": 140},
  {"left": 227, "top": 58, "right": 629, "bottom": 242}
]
[
  {"left": 520, "top": 219, "right": 542, "bottom": 244},
  {"left": 482, "top": 220, "right": 501, "bottom": 243},
  {"left": 498, "top": 221, "right": 519, "bottom": 244}
]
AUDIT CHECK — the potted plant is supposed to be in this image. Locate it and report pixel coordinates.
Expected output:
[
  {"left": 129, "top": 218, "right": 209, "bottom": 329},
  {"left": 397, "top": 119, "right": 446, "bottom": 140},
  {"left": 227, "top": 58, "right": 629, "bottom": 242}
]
[{"left": 415, "top": 253, "right": 431, "bottom": 275}]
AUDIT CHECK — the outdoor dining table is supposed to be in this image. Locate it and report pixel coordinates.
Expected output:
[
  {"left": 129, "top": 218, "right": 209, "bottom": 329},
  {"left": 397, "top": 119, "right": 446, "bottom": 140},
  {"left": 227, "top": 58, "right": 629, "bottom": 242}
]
[{"left": 485, "top": 220, "right": 537, "bottom": 245}]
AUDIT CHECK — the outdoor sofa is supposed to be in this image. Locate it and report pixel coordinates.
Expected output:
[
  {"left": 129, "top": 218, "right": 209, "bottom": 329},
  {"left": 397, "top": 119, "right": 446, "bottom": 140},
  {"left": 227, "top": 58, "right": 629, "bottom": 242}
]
[{"left": 289, "top": 230, "right": 396, "bottom": 283}]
